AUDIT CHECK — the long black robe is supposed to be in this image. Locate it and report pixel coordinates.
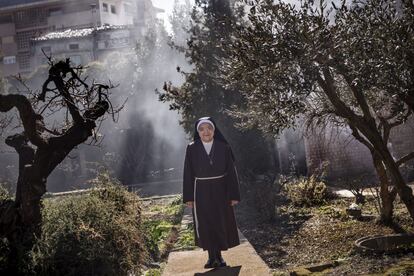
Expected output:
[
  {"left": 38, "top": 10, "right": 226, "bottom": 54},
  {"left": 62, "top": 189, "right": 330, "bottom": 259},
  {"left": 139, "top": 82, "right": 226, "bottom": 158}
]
[{"left": 183, "top": 138, "right": 241, "bottom": 251}]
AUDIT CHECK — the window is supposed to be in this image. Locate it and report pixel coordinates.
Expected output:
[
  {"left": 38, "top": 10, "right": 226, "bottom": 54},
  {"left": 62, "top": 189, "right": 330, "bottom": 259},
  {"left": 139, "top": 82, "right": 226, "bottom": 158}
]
[
  {"left": 124, "top": 3, "right": 134, "bottom": 15},
  {"left": 3, "top": 56, "right": 16, "bottom": 65},
  {"left": 69, "top": 55, "right": 82, "bottom": 66},
  {"left": 102, "top": 3, "right": 108, "bottom": 12},
  {"left": 69, "top": 43, "right": 79, "bottom": 50},
  {"left": 97, "top": 41, "right": 105, "bottom": 49},
  {"left": 111, "top": 5, "right": 116, "bottom": 14},
  {"left": 17, "top": 30, "right": 37, "bottom": 50},
  {"left": 1, "top": 36, "right": 14, "bottom": 44},
  {"left": 14, "top": 8, "right": 48, "bottom": 29},
  {"left": 17, "top": 52, "right": 30, "bottom": 69},
  {"left": 49, "top": 8, "right": 62, "bottom": 16},
  {"left": 0, "top": 15, "right": 12, "bottom": 24}
]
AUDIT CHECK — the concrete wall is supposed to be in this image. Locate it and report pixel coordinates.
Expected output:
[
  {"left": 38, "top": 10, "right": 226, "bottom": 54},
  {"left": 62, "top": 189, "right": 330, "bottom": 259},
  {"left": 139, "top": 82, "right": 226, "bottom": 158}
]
[
  {"left": 48, "top": 10, "right": 97, "bottom": 30},
  {"left": 99, "top": 0, "right": 134, "bottom": 26},
  {"left": 0, "top": 22, "right": 18, "bottom": 74},
  {"left": 33, "top": 38, "right": 94, "bottom": 68},
  {"left": 0, "top": 22, "right": 14, "bottom": 36},
  {"left": 0, "top": 23, "right": 17, "bottom": 56}
]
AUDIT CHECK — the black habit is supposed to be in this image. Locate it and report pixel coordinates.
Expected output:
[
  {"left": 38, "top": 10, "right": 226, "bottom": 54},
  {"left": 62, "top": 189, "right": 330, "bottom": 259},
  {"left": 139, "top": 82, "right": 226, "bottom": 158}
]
[{"left": 183, "top": 138, "right": 241, "bottom": 251}]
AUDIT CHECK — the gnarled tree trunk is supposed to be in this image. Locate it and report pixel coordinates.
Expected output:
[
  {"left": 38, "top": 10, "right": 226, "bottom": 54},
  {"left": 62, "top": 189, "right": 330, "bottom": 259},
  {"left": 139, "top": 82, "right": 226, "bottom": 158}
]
[
  {"left": 372, "top": 151, "right": 397, "bottom": 224},
  {"left": 0, "top": 60, "right": 113, "bottom": 274}
]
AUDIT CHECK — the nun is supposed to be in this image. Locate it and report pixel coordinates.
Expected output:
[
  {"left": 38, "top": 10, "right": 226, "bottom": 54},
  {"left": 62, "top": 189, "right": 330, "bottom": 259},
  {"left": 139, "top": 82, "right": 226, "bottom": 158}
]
[{"left": 183, "top": 117, "right": 241, "bottom": 268}]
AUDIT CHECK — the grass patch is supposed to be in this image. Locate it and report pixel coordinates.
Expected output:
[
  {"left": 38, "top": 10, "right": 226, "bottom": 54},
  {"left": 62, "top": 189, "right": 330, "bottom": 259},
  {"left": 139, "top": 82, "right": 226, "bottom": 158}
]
[
  {"left": 143, "top": 220, "right": 175, "bottom": 258},
  {"left": 144, "top": 268, "right": 162, "bottom": 276},
  {"left": 142, "top": 195, "right": 185, "bottom": 264},
  {"left": 175, "top": 223, "right": 196, "bottom": 250}
]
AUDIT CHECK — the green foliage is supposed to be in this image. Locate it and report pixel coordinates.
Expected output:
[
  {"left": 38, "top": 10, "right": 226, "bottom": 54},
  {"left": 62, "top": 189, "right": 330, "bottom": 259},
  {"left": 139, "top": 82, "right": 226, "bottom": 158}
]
[
  {"left": 175, "top": 223, "right": 195, "bottom": 249},
  {"left": 0, "top": 238, "right": 8, "bottom": 269},
  {"left": 143, "top": 196, "right": 184, "bottom": 260},
  {"left": 223, "top": 0, "right": 414, "bottom": 221},
  {"left": 0, "top": 183, "right": 12, "bottom": 270},
  {"left": 159, "top": 0, "right": 273, "bottom": 175},
  {"left": 224, "top": 0, "right": 414, "bottom": 133},
  {"left": 285, "top": 175, "right": 330, "bottom": 207},
  {"left": 143, "top": 220, "right": 174, "bottom": 259},
  {"left": 30, "top": 174, "right": 145, "bottom": 276},
  {"left": 144, "top": 268, "right": 162, "bottom": 276},
  {"left": 159, "top": 0, "right": 236, "bottom": 132},
  {"left": 317, "top": 205, "right": 348, "bottom": 221},
  {"left": 0, "top": 182, "right": 11, "bottom": 202}
]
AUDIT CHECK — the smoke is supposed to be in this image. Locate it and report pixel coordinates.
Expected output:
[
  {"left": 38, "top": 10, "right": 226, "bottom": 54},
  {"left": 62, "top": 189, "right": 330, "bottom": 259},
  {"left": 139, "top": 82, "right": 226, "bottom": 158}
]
[
  {"left": 1, "top": 4, "right": 192, "bottom": 194},
  {"left": 56, "top": 19, "right": 191, "bottom": 192}
]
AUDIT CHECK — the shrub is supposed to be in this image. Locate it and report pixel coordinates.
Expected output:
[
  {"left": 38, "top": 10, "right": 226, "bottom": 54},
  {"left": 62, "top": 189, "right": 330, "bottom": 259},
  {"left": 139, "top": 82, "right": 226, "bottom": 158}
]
[
  {"left": 0, "top": 182, "right": 12, "bottom": 270},
  {"left": 0, "top": 182, "right": 12, "bottom": 202},
  {"left": 31, "top": 173, "right": 146, "bottom": 276},
  {"left": 284, "top": 175, "right": 330, "bottom": 207}
]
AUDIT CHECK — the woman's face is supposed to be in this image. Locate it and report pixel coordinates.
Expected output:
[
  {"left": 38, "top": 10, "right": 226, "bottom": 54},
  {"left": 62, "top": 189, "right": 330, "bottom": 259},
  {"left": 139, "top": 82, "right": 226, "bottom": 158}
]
[{"left": 198, "top": 123, "right": 214, "bottom": 143}]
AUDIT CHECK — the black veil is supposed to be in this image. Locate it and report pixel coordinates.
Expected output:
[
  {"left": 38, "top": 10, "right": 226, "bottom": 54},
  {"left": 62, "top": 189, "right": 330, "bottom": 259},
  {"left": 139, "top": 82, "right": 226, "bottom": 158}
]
[{"left": 193, "top": 117, "right": 235, "bottom": 161}]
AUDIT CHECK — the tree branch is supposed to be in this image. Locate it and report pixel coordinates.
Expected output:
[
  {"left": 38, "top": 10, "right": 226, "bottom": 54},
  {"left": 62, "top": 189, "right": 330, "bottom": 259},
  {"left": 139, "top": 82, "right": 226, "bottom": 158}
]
[
  {"left": 333, "top": 65, "right": 377, "bottom": 126},
  {"left": 41, "top": 60, "right": 85, "bottom": 125},
  {"left": 0, "top": 94, "right": 47, "bottom": 147},
  {"left": 378, "top": 116, "right": 391, "bottom": 143},
  {"left": 396, "top": 152, "right": 414, "bottom": 167},
  {"left": 317, "top": 67, "right": 362, "bottom": 123},
  {"left": 5, "top": 133, "right": 35, "bottom": 205},
  {"left": 349, "top": 124, "right": 375, "bottom": 152}
]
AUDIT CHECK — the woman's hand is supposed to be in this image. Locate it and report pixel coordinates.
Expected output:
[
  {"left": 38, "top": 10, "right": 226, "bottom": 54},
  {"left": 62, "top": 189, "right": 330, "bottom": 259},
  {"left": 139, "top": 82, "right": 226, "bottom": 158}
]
[
  {"left": 186, "top": 201, "right": 194, "bottom": 208},
  {"left": 230, "top": 200, "right": 239, "bottom": 206}
]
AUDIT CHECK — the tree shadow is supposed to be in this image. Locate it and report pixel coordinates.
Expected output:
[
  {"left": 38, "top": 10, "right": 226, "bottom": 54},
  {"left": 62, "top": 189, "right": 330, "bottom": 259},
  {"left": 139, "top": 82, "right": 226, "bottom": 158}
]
[
  {"left": 387, "top": 222, "right": 407, "bottom": 234},
  {"left": 194, "top": 265, "right": 242, "bottom": 276},
  {"left": 235, "top": 193, "right": 312, "bottom": 268}
]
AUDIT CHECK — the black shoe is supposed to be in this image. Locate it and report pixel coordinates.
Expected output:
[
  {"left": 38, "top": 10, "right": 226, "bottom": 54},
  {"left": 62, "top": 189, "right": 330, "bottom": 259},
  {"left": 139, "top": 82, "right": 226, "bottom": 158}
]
[
  {"left": 217, "top": 256, "right": 227, "bottom": 267},
  {"left": 211, "top": 258, "right": 221, "bottom": 268},
  {"left": 204, "top": 258, "right": 215, "bottom": 269}
]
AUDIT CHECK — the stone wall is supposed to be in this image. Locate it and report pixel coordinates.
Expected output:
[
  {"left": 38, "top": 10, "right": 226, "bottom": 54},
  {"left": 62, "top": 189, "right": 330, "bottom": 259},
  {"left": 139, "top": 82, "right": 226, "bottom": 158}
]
[
  {"left": 304, "top": 117, "right": 414, "bottom": 184},
  {"left": 389, "top": 116, "right": 414, "bottom": 180},
  {"left": 304, "top": 126, "right": 375, "bottom": 184}
]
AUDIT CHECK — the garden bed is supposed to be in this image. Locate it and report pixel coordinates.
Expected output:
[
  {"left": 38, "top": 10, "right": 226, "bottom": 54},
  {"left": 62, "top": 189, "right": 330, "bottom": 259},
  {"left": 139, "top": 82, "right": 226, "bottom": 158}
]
[
  {"left": 140, "top": 195, "right": 185, "bottom": 276},
  {"left": 236, "top": 193, "right": 414, "bottom": 275}
]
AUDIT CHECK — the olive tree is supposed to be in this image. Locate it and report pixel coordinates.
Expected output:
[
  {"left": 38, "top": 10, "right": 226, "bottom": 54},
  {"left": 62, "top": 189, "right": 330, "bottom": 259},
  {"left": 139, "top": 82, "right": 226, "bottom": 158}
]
[{"left": 223, "top": 0, "right": 414, "bottom": 223}]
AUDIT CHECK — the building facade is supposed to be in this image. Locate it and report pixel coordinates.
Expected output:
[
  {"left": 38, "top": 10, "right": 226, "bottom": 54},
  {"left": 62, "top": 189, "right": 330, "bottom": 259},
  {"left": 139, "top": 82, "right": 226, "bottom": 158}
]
[
  {"left": 32, "top": 25, "right": 134, "bottom": 68},
  {"left": 0, "top": 0, "right": 161, "bottom": 76}
]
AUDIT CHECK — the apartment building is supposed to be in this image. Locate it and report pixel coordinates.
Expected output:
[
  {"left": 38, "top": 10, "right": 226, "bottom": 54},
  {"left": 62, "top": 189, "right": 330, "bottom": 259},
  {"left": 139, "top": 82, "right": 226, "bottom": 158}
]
[
  {"left": 0, "top": 0, "right": 161, "bottom": 76},
  {"left": 32, "top": 25, "right": 134, "bottom": 68}
]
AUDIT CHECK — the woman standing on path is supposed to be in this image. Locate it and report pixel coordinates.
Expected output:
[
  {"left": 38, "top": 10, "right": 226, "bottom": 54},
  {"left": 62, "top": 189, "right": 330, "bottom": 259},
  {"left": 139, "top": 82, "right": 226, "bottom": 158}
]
[{"left": 183, "top": 117, "right": 241, "bottom": 268}]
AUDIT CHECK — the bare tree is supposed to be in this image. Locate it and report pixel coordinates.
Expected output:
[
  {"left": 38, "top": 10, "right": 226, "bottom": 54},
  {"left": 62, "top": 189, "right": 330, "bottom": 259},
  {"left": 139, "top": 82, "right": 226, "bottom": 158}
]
[{"left": 0, "top": 58, "right": 119, "bottom": 271}]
